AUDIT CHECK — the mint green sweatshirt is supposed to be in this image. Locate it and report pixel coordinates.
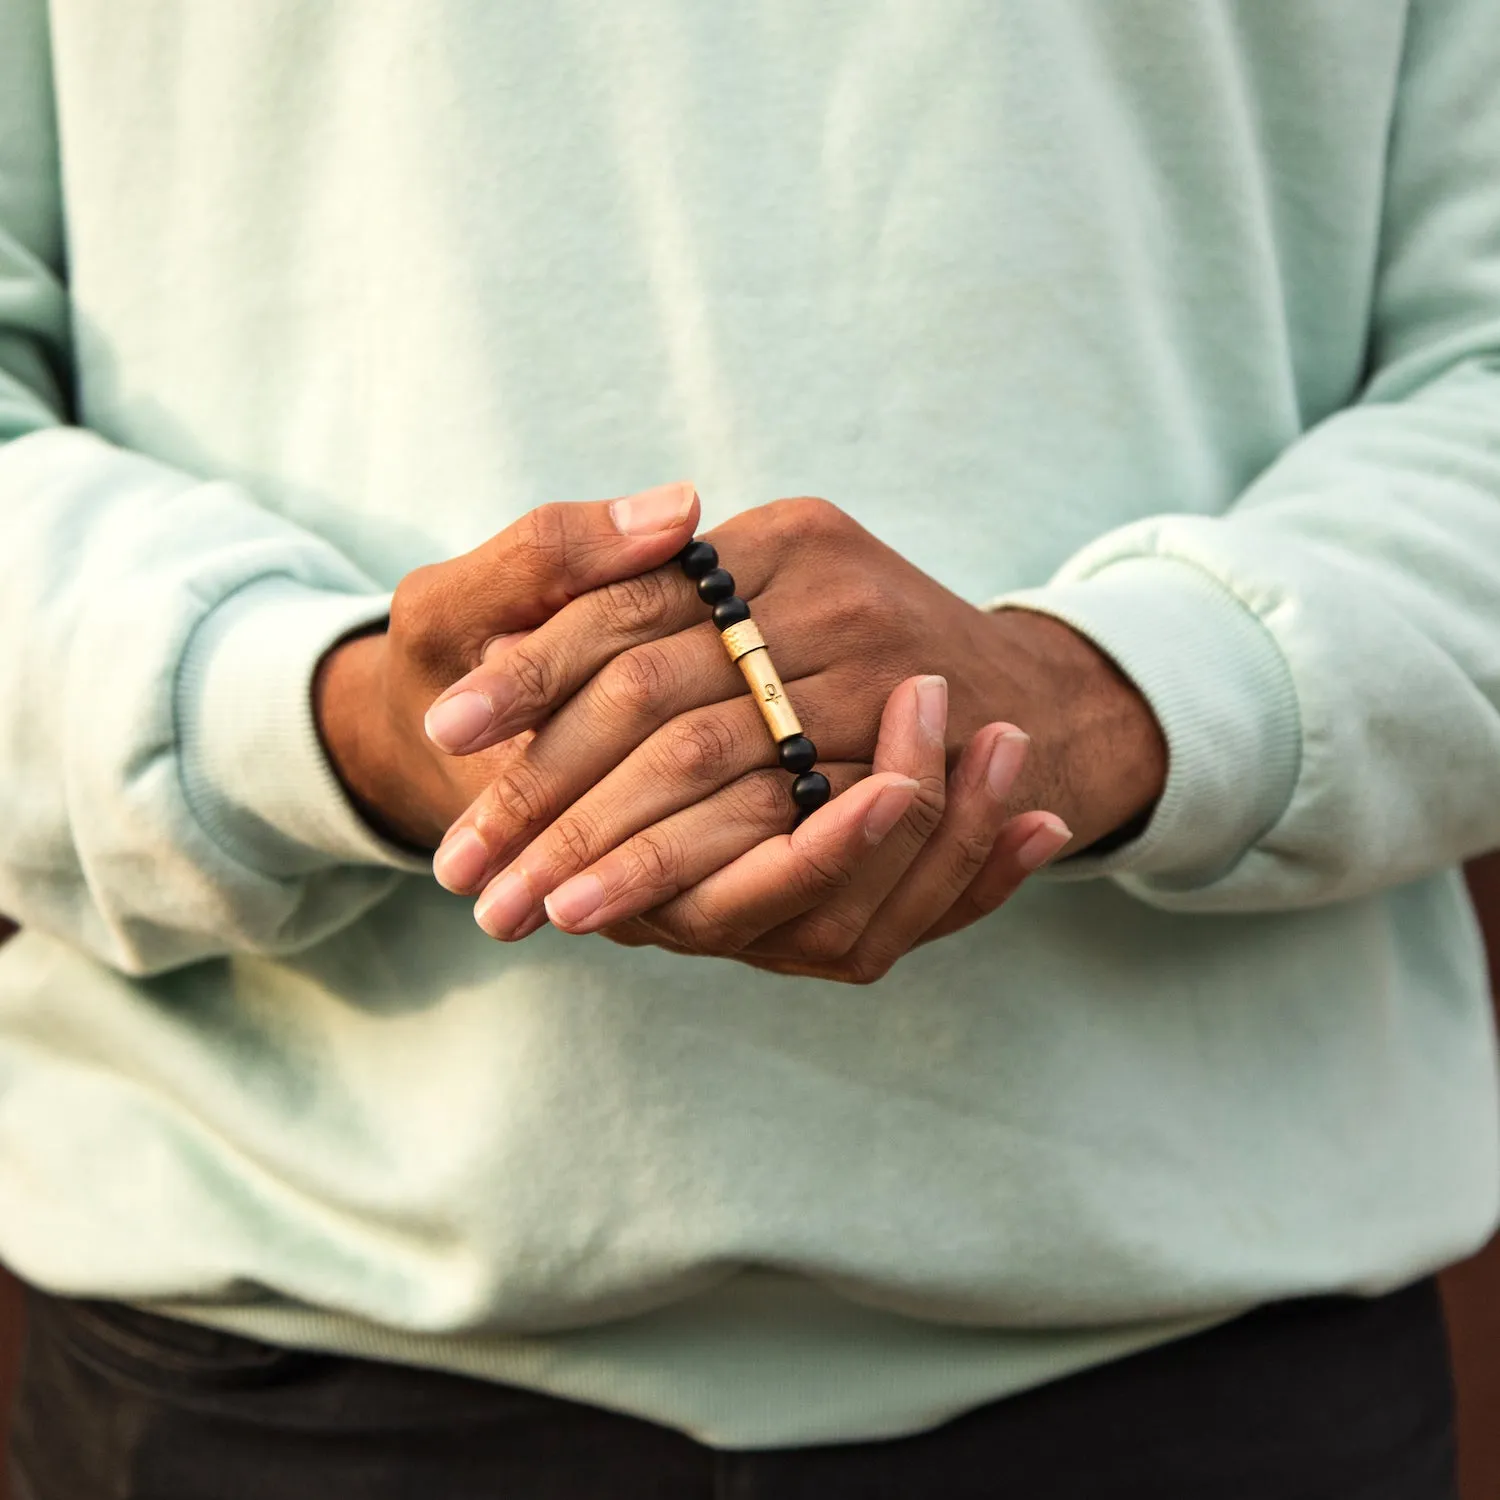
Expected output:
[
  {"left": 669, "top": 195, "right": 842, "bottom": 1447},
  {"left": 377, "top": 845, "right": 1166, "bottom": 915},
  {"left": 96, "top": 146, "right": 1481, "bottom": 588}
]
[{"left": 2, "top": 0, "right": 1499, "bottom": 1448}]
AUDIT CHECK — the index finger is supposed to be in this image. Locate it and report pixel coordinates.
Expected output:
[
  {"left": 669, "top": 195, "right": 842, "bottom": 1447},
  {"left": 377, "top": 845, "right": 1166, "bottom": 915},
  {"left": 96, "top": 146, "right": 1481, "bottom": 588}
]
[{"left": 412, "top": 483, "right": 700, "bottom": 743}]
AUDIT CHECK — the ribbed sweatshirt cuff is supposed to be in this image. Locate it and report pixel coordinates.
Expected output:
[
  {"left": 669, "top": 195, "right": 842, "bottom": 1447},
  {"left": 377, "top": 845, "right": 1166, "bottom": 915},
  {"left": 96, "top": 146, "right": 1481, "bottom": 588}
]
[
  {"left": 177, "top": 578, "right": 432, "bottom": 877},
  {"left": 996, "top": 556, "right": 1302, "bottom": 889}
]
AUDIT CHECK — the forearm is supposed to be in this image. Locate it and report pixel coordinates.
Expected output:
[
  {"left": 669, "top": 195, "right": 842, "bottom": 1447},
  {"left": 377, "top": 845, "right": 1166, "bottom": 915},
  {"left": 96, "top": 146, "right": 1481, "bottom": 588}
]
[
  {"left": 0, "top": 428, "right": 415, "bottom": 973},
  {"left": 1000, "top": 370, "right": 1500, "bottom": 913},
  {"left": 991, "top": 0, "right": 1500, "bottom": 914},
  {"left": 0, "top": 2, "right": 422, "bottom": 973}
]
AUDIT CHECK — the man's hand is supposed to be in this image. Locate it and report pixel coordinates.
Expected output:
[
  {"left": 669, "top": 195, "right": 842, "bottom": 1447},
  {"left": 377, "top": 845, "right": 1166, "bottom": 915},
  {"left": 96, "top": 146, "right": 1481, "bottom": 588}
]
[
  {"left": 591, "top": 675, "right": 1073, "bottom": 983},
  {"left": 427, "top": 497, "right": 1166, "bottom": 953},
  {"left": 314, "top": 483, "right": 700, "bottom": 848}
]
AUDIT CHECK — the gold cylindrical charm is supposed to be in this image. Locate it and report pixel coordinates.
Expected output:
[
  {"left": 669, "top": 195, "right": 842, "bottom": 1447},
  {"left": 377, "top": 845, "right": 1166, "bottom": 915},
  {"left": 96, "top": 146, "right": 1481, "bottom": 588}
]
[
  {"left": 718, "top": 620, "right": 766, "bottom": 663},
  {"left": 735, "top": 647, "right": 804, "bottom": 742}
]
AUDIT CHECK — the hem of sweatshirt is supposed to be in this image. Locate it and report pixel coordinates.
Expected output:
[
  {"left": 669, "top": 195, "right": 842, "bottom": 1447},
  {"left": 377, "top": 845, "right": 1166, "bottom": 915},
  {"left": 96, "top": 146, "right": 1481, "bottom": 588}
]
[
  {"left": 994, "top": 556, "right": 1302, "bottom": 890},
  {"left": 148, "top": 1276, "right": 1232, "bottom": 1449},
  {"left": 176, "top": 577, "right": 432, "bottom": 877}
]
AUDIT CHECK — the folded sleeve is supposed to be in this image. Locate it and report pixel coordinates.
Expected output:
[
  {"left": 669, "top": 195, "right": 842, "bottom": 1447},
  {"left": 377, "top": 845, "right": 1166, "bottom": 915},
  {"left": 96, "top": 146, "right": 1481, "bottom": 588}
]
[
  {"left": 0, "top": 0, "right": 424, "bottom": 977},
  {"left": 997, "top": 0, "right": 1500, "bottom": 914}
]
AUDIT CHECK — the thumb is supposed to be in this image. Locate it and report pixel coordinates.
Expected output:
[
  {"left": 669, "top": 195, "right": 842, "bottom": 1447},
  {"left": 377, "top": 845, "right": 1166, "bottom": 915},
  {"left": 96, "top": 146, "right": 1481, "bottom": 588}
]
[
  {"left": 465, "top": 482, "right": 700, "bottom": 628},
  {"left": 391, "top": 480, "right": 699, "bottom": 693}
]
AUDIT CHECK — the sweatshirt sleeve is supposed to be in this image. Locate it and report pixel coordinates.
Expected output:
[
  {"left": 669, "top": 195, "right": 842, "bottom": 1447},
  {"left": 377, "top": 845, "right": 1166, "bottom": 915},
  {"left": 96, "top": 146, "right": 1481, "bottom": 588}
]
[
  {"left": 0, "top": 0, "right": 426, "bottom": 977},
  {"left": 998, "top": 0, "right": 1500, "bottom": 915}
]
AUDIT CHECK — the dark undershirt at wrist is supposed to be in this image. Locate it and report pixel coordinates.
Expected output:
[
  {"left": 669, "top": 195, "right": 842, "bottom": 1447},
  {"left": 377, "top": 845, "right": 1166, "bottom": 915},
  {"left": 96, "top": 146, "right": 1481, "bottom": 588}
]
[{"left": 1076, "top": 804, "right": 1155, "bottom": 858}]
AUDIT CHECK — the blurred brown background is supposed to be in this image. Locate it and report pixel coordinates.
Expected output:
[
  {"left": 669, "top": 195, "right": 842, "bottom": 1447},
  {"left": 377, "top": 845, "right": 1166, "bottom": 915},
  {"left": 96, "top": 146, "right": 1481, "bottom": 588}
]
[{"left": 0, "top": 859, "right": 1498, "bottom": 1491}]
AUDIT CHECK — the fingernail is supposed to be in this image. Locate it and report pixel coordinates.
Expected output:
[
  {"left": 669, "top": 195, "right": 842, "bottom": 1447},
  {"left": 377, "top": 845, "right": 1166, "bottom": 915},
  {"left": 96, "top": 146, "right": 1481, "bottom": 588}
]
[
  {"left": 986, "top": 730, "right": 1031, "bottom": 801},
  {"left": 1016, "top": 819, "right": 1073, "bottom": 872},
  {"left": 865, "top": 778, "right": 919, "bottom": 844},
  {"left": 611, "top": 482, "right": 695, "bottom": 536},
  {"left": 425, "top": 690, "right": 495, "bottom": 752},
  {"left": 916, "top": 676, "right": 948, "bottom": 742},
  {"left": 432, "top": 828, "right": 490, "bottom": 893},
  {"left": 544, "top": 874, "right": 606, "bottom": 932},
  {"left": 475, "top": 869, "right": 537, "bottom": 939}
]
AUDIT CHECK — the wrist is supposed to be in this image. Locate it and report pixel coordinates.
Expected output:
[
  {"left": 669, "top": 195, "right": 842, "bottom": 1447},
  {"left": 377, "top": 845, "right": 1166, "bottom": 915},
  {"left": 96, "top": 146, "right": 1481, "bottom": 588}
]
[
  {"left": 314, "top": 630, "right": 449, "bottom": 851},
  {"left": 979, "top": 610, "right": 1167, "bottom": 850}
]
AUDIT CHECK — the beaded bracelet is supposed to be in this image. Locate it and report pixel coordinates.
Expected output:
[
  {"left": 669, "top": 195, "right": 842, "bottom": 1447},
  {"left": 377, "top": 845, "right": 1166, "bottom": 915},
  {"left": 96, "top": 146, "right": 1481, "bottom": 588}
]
[{"left": 677, "top": 539, "right": 831, "bottom": 821}]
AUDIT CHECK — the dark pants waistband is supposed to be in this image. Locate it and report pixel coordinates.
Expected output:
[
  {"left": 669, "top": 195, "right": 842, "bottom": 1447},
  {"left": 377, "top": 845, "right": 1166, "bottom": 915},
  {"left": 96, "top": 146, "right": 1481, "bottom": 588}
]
[{"left": 9, "top": 1278, "right": 1457, "bottom": 1500}]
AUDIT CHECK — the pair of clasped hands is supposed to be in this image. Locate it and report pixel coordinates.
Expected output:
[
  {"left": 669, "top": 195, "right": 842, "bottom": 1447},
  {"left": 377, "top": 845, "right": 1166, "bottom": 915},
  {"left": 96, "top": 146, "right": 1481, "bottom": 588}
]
[{"left": 316, "top": 484, "right": 1166, "bottom": 983}]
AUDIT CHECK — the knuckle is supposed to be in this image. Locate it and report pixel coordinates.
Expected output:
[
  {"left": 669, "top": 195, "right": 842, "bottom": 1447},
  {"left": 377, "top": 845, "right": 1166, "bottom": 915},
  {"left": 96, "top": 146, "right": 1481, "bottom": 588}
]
[
  {"left": 388, "top": 566, "right": 431, "bottom": 640},
  {"left": 390, "top": 565, "right": 456, "bottom": 674},
  {"left": 950, "top": 825, "right": 997, "bottom": 883},
  {"left": 546, "top": 814, "right": 598, "bottom": 870},
  {"left": 906, "top": 777, "right": 948, "bottom": 840},
  {"left": 477, "top": 762, "right": 554, "bottom": 834},
  {"left": 597, "top": 570, "right": 676, "bottom": 636},
  {"left": 506, "top": 644, "right": 557, "bottom": 709},
  {"left": 620, "top": 830, "right": 682, "bottom": 899},
  {"left": 793, "top": 910, "right": 864, "bottom": 964},
  {"left": 662, "top": 894, "right": 729, "bottom": 953},
  {"left": 599, "top": 643, "right": 676, "bottom": 721},
  {"left": 844, "top": 949, "right": 894, "bottom": 987},
  {"left": 514, "top": 504, "right": 574, "bottom": 578},
  {"left": 849, "top": 572, "right": 895, "bottom": 618},
  {"left": 661, "top": 714, "right": 741, "bottom": 786},
  {"left": 768, "top": 494, "right": 846, "bottom": 543},
  {"left": 732, "top": 770, "right": 795, "bottom": 831},
  {"left": 795, "top": 843, "right": 857, "bottom": 897}
]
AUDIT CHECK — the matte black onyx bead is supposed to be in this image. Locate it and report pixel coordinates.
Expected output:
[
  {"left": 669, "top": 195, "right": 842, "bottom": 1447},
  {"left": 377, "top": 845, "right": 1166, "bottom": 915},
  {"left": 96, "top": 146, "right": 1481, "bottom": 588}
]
[
  {"left": 777, "top": 735, "right": 817, "bottom": 774},
  {"left": 791, "top": 771, "right": 831, "bottom": 811},
  {"left": 678, "top": 540, "right": 718, "bottom": 580},
  {"left": 697, "top": 568, "right": 735, "bottom": 605},
  {"left": 712, "top": 596, "right": 752, "bottom": 630}
]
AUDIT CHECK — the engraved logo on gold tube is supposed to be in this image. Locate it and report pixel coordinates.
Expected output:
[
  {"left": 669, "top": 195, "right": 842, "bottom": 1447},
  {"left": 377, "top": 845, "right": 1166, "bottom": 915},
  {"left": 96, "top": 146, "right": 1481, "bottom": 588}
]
[
  {"left": 718, "top": 619, "right": 802, "bottom": 740},
  {"left": 735, "top": 648, "right": 803, "bottom": 741}
]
